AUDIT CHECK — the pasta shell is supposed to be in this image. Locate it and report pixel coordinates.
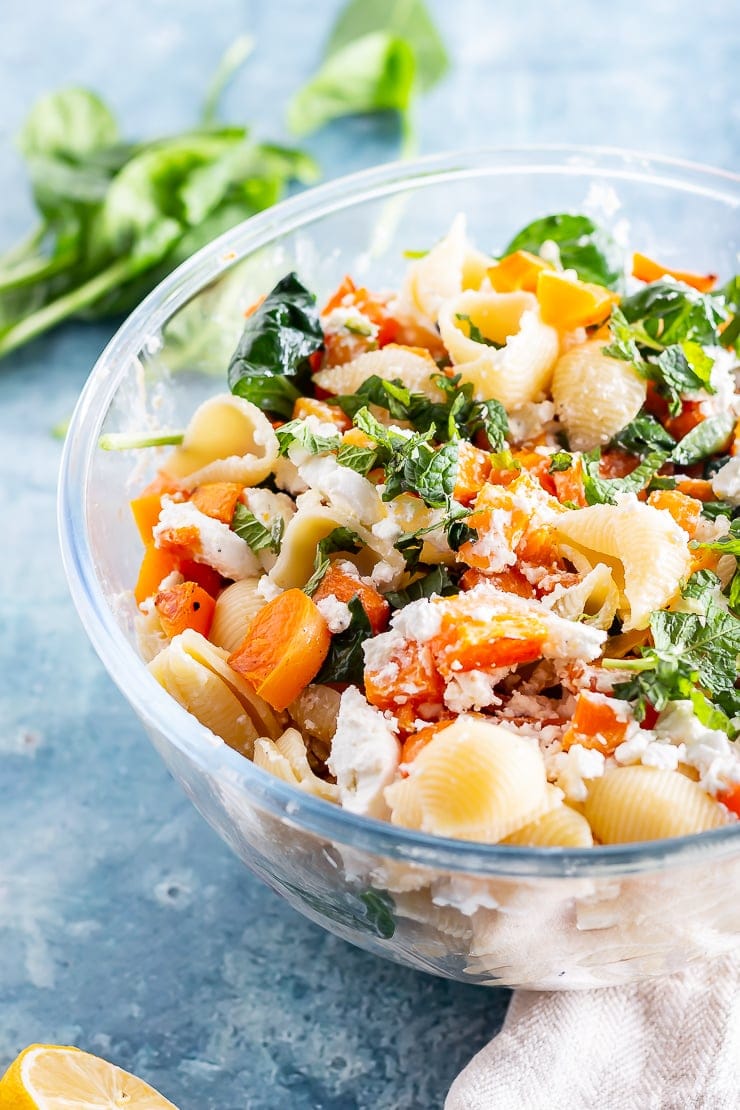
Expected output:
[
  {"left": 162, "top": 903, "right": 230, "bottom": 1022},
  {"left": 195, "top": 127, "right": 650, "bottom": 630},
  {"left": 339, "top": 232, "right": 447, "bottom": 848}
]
[
  {"left": 585, "top": 766, "right": 728, "bottom": 843},
  {"left": 503, "top": 804, "right": 594, "bottom": 847},
  {"left": 288, "top": 684, "right": 341, "bottom": 745},
  {"left": 541, "top": 562, "right": 619, "bottom": 631},
  {"left": 389, "top": 718, "right": 550, "bottom": 842},
  {"left": 149, "top": 636, "right": 259, "bottom": 757},
  {"left": 400, "top": 213, "right": 491, "bottom": 323},
  {"left": 556, "top": 501, "right": 691, "bottom": 630},
  {"left": 253, "top": 729, "right": 338, "bottom": 803},
  {"left": 162, "top": 393, "right": 278, "bottom": 490},
  {"left": 149, "top": 629, "right": 282, "bottom": 756},
  {"left": 209, "top": 578, "right": 267, "bottom": 654},
  {"left": 552, "top": 341, "right": 647, "bottom": 451},
  {"left": 438, "top": 290, "right": 559, "bottom": 409},
  {"left": 177, "top": 629, "right": 283, "bottom": 740},
  {"left": 269, "top": 492, "right": 404, "bottom": 590},
  {"left": 312, "top": 345, "right": 446, "bottom": 400}
]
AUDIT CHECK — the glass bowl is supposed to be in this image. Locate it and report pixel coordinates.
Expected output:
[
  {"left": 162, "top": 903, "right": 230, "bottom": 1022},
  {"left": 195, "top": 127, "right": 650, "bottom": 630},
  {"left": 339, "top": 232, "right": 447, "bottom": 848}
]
[{"left": 59, "top": 147, "right": 740, "bottom": 990}]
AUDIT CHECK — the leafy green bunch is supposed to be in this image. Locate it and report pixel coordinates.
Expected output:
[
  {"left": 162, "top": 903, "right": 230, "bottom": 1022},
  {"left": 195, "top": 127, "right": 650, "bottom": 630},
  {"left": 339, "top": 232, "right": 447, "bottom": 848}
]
[
  {"left": 2, "top": 0, "right": 448, "bottom": 361},
  {"left": 0, "top": 42, "right": 317, "bottom": 359}
]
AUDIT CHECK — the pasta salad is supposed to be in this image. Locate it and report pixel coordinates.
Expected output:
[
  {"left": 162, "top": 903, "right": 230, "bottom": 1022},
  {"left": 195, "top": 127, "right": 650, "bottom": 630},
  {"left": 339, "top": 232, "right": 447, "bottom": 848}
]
[{"left": 121, "top": 212, "right": 740, "bottom": 848}]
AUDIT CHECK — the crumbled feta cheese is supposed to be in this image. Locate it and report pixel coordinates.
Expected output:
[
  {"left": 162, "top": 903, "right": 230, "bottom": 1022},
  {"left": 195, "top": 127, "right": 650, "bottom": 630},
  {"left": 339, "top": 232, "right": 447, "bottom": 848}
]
[
  {"left": 257, "top": 575, "right": 283, "bottom": 602},
  {"left": 541, "top": 617, "right": 606, "bottom": 662},
  {"left": 369, "top": 560, "right": 398, "bottom": 589},
  {"left": 297, "top": 454, "right": 382, "bottom": 523},
  {"left": 328, "top": 688, "right": 400, "bottom": 818},
  {"left": 316, "top": 594, "right": 353, "bottom": 633},
  {"left": 711, "top": 456, "right": 740, "bottom": 505},
  {"left": 696, "top": 347, "right": 740, "bottom": 420},
  {"left": 501, "top": 690, "right": 567, "bottom": 721},
  {"left": 392, "top": 597, "right": 443, "bottom": 642},
  {"left": 553, "top": 744, "right": 605, "bottom": 803},
  {"left": 614, "top": 721, "right": 684, "bottom": 771},
  {"left": 469, "top": 508, "right": 517, "bottom": 571},
  {"left": 157, "top": 570, "right": 184, "bottom": 592},
  {"left": 321, "top": 306, "right": 379, "bottom": 340},
  {"left": 655, "top": 701, "right": 740, "bottom": 795},
  {"left": 507, "top": 400, "right": 556, "bottom": 445},
  {"left": 153, "top": 498, "right": 259, "bottom": 580},
  {"left": 243, "top": 487, "right": 296, "bottom": 528},
  {"left": 371, "top": 516, "right": 404, "bottom": 544},
  {"left": 538, "top": 239, "right": 562, "bottom": 267},
  {"left": 444, "top": 670, "right": 503, "bottom": 713},
  {"left": 273, "top": 456, "right": 307, "bottom": 496}
]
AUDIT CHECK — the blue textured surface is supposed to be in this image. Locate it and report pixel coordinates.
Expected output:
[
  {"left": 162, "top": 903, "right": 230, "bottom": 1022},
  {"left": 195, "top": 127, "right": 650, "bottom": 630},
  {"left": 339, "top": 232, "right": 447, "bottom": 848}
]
[{"left": 0, "top": 2, "right": 737, "bottom": 1107}]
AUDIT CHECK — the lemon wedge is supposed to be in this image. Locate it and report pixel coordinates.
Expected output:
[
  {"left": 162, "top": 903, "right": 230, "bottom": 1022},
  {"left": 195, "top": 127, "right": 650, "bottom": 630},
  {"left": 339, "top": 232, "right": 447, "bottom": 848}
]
[{"left": 0, "top": 1044, "right": 179, "bottom": 1109}]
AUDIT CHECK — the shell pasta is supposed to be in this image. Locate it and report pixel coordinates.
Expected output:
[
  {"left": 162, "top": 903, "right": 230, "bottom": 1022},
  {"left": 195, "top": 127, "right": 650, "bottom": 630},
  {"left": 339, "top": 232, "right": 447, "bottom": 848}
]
[{"left": 121, "top": 212, "right": 740, "bottom": 849}]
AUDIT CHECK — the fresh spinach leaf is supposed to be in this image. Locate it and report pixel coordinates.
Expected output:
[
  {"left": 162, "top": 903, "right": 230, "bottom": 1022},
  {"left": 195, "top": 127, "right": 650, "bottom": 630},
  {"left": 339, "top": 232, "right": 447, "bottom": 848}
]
[
  {"left": 201, "top": 34, "right": 255, "bottom": 126},
  {"left": 326, "top": 0, "right": 449, "bottom": 91},
  {"left": 333, "top": 372, "right": 508, "bottom": 450},
  {"left": 701, "top": 500, "right": 736, "bottom": 522},
  {"left": 0, "top": 38, "right": 316, "bottom": 361},
  {"left": 228, "top": 272, "right": 324, "bottom": 416},
  {"left": 318, "top": 526, "right": 363, "bottom": 560},
  {"left": 288, "top": 0, "right": 447, "bottom": 144},
  {"left": 288, "top": 32, "right": 416, "bottom": 137},
  {"left": 384, "top": 437, "right": 458, "bottom": 507},
  {"left": 605, "top": 305, "right": 715, "bottom": 417},
  {"left": 357, "top": 888, "right": 396, "bottom": 939},
  {"left": 315, "top": 595, "right": 373, "bottom": 684},
  {"left": 303, "top": 527, "right": 363, "bottom": 597},
  {"left": 503, "top": 213, "right": 623, "bottom": 290},
  {"left": 19, "top": 87, "right": 120, "bottom": 161},
  {"left": 336, "top": 442, "right": 379, "bottom": 475},
  {"left": 721, "top": 275, "right": 740, "bottom": 351},
  {"left": 695, "top": 517, "right": 740, "bottom": 557}
]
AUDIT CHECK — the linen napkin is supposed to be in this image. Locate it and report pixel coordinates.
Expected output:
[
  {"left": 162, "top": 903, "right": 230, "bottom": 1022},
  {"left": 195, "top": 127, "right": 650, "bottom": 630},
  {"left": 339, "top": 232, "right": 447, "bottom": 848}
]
[{"left": 446, "top": 950, "right": 740, "bottom": 1110}]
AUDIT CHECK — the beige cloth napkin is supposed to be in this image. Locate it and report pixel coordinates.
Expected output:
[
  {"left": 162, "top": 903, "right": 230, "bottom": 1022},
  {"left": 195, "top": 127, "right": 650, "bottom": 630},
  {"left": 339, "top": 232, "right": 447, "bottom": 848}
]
[{"left": 446, "top": 951, "right": 740, "bottom": 1110}]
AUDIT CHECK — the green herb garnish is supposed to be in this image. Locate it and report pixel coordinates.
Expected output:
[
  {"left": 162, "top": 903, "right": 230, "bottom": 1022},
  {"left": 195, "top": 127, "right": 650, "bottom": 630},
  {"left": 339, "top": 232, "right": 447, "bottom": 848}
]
[{"left": 231, "top": 503, "right": 284, "bottom": 555}]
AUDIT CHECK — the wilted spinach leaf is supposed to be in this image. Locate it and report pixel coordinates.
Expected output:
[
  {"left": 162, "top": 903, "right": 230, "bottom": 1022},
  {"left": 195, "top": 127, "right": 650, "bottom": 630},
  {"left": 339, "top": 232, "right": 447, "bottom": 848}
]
[
  {"left": 228, "top": 272, "right": 323, "bottom": 417},
  {"left": 386, "top": 565, "right": 457, "bottom": 609},
  {"left": 503, "top": 213, "right": 623, "bottom": 290},
  {"left": 315, "top": 596, "right": 373, "bottom": 683}
]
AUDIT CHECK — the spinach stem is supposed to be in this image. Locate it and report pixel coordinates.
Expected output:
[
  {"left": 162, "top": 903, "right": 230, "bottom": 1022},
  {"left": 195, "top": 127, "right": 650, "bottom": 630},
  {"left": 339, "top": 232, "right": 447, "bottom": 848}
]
[{"left": 0, "top": 255, "right": 141, "bottom": 357}]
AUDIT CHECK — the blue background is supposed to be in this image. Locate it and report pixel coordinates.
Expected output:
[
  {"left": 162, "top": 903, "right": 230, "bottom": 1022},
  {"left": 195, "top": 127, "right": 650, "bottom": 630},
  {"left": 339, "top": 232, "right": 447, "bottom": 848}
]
[{"left": 1, "top": 2, "right": 738, "bottom": 1107}]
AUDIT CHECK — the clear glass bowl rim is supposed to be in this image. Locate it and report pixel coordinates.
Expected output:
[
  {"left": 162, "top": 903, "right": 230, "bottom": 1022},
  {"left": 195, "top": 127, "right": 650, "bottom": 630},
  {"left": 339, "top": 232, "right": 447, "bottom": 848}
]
[{"left": 59, "top": 144, "right": 740, "bottom": 880}]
